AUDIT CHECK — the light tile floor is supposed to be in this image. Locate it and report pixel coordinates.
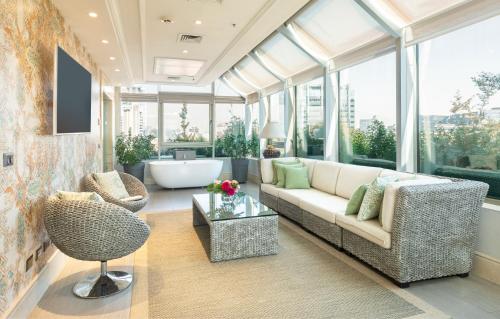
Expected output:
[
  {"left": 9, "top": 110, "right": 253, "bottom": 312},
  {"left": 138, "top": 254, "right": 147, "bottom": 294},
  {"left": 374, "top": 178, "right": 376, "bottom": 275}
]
[{"left": 31, "top": 182, "right": 500, "bottom": 319}]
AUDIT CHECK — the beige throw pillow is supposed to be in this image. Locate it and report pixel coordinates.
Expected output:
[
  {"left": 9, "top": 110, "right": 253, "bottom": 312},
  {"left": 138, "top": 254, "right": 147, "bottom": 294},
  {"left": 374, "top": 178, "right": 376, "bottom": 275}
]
[
  {"left": 93, "top": 171, "right": 130, "bottom": 199},
  {"left": 57, "top": 191, "right": 104, "bottom": 202}
]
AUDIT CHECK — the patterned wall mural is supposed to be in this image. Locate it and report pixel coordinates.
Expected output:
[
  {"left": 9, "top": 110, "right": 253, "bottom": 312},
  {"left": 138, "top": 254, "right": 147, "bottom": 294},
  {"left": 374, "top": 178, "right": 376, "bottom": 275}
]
[{"left": 0, "top": 0, "right": 102, "bottom": 315}]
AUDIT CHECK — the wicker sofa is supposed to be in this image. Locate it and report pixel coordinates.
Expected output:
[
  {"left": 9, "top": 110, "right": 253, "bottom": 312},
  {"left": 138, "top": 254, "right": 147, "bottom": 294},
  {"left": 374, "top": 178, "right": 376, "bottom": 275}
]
[{"left": 259, "top": 158, "right": 489, "bottom": 287}]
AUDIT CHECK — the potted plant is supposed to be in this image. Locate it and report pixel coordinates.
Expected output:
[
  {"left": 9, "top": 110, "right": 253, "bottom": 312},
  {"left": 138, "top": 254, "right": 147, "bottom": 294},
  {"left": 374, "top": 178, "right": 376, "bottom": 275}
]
[
  {"left": 115, "top": 132, "right": 156, "bottom": 182},
  {"left": 220, "top": 122, "right": 252, "bottom": 183}
]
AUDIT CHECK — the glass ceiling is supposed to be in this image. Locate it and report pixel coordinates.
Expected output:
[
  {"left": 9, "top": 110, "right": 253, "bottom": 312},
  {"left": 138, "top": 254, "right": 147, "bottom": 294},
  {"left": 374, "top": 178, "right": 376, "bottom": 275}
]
[
  {"left": 294, "top": 0, "right": 387, "bottom": 57},
  {"left": 236, "top": 56, "right": 280, "bottom": 89},
  {"left": 221, "top": 0, "right": 477, "bottom": 97},
  {"left": 257, "top": 32, "right": 317, "bottom": 78},
  {"left": 386, "top": 0, "right": 469, "bottom": 23}
]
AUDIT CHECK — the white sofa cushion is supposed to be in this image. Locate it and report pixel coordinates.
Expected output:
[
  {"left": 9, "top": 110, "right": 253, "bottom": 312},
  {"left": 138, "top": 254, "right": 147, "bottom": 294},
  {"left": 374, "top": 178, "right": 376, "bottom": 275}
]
[
  {"left": 380, "top": 178, "right": 452, "bottom": 232},
  {"left": 299, "top": 191, "right": 348, "bottom": 223},
  {"left": 336, "top": 215, "right": 391, "bottom": 249},
  {"left": 299, "top": 158, "right": 319, "bottom": 183},
  {"left": 260, "top": 158, "right": 298, "bottom": 184},
  {"left": 311, "top": 161, "right": 343, "bottom": 195},
  {"left": 379, "top": 169, "right": 416, "bottom": 181},
  {"left": 277, "top": 189, "right": 313, "bottom": 206},
  {"left": 261, "top": 183, "right": 280, "bottom": 197},
  {"left": 335, "top": 165, "right": 383, "bottom": 199}
]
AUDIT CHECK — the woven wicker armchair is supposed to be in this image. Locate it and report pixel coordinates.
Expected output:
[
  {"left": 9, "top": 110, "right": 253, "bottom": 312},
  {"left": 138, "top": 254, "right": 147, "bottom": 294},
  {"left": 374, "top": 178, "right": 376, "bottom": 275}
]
[
  {"left": 44, "top": 196, "right": 150, "bottom": 298},
  {"left": 83, "top": 172, "right": 149, "bottom": 212}
]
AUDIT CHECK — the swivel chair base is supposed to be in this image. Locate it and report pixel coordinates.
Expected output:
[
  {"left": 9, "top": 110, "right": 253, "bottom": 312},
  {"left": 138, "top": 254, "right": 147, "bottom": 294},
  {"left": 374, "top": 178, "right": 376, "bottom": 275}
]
[{"left": 73, "top": 261, "right": 132, "bottom": 298}]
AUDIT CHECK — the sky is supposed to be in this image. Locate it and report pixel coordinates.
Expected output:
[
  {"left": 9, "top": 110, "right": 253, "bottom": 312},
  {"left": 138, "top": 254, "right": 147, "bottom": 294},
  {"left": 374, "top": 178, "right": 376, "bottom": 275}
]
[
  {"left": 419, "top": 15, "right": 500, "bottom": 115},
  {"left": 340, "top": 52, "right": 396, "bottom": 127}
]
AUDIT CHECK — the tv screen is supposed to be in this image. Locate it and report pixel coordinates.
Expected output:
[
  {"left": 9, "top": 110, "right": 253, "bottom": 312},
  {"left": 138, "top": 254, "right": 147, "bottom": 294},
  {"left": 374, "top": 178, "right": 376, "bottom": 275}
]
[{"left": 54, "top": 46, "right": 92, "bottom": 134}]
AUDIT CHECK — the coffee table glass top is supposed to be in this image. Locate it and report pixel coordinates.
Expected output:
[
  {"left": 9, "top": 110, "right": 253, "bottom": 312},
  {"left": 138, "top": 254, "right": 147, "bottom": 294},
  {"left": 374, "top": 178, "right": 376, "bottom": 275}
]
[{"left": 193, "top": 192, "right": 277, "bottom": 222}]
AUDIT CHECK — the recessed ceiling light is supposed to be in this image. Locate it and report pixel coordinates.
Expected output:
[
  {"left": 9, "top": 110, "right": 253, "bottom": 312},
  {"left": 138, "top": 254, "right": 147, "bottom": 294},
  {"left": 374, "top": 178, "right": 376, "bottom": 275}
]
[
  {"left": 114, "top": 69, "right": 120, "bottom": 72},
  {"left": 101, "top": 39, "right": 109, "bottom": 44},
  {"left": 88, "top": 12, "right": 98, "bottom": 18},
  {"left": 109, "top": 56, "right": 116, "bottom": 61},
  {"left": 182, "top": 50, "right": 188, "bottom": 54},
  {"left": 195, "top": 20, "right": 202, "bottom": 25},
  {"left": 153, "top": 57, "right": 204, "bottom": 77}
]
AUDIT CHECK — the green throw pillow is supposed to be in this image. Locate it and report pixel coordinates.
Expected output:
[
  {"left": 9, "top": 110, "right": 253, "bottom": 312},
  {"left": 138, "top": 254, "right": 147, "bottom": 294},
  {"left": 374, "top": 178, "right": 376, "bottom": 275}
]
[
  {"left": 272, "top": 159, "right": 300, "bottom": 184},
  {"left": 285, "top": 166, "right": 310, "bottom": 189},
  {"left": 357, "top": 176, "right": 398, "bottom": 221},
  {"left": 275, "top": 163, "right": 303, "bottom": 188},
  {"left": 345, "top": 184, "right": 368, "bottom": 215}
]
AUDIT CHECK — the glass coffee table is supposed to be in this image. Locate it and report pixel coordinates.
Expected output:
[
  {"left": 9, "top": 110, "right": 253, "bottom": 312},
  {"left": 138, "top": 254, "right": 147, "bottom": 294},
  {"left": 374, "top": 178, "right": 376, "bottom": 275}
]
[{"left": 192, "top": 192, "right": 278, "bottom": 262}]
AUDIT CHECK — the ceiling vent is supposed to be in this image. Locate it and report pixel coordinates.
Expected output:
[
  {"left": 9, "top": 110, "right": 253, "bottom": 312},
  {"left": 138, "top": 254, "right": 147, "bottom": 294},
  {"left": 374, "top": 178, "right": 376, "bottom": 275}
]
[{"left": 178, "top": 33, "right": 203, "bottom": 43}]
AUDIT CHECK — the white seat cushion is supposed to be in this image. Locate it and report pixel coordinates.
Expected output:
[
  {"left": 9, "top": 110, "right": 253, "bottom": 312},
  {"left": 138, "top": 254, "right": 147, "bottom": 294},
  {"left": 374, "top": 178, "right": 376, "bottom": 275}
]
[
  {"left": 277, "top": 189, "right": 314, "bottom": 206},
  {"left": 415, "top": 174, "right": 442, "bottom": 181},
  {"left": 311, "top": 161, "right": 343, "bottom": 195},
  {"left": 260, "top": 158, "right": 297, "bottom": 184},
  {"left": 379, "top": 169, "right": 416, "bottom": 181},
  {"left": 380, "top": 178, "right": 452, "bottom": 232},
  {"left": 298, "top": 158, "right": 319, "bottom": 183},
  {"left": 335, "top": 164, "right": 383, "bottom": 199},
  {"left": 336, "top": 215, "right": 391, "bottom": 249},
  {"left": 299, "top": 191, "right": 348, "bottom": 224},
  {"left": 260, "top": 183, "right": 280, "bottom": 197}
]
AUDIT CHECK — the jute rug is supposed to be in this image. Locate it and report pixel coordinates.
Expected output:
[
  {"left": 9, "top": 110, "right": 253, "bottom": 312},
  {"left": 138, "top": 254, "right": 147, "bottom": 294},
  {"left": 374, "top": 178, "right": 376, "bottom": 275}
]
[{"left": 131, "top": 210, "right": 448, "bottom": 319}]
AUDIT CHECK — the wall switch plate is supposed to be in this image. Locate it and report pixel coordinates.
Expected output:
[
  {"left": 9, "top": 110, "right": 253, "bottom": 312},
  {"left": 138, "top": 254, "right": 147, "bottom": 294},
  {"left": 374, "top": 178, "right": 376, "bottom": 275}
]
[
  {"left": 26, "top": 255, "right": 33, "bottom": 272},
  {"left": 3, "top": 153, "right": 13, "bottom": 167}
]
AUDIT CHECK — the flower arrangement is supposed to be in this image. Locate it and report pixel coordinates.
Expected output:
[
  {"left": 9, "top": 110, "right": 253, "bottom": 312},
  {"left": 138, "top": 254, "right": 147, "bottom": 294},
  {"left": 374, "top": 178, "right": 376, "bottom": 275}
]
[{"left": 207, "top": 179, "right": 240, "bottom": 196}]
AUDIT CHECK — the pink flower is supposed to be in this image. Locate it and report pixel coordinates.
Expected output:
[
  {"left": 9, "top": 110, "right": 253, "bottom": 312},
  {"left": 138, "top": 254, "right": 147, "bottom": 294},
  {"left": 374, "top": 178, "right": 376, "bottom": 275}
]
[
  {"left": 226, "top": 188, "right": 236, "bottom": 196},
  {"left": 221, "top": 180, "right": 232, "bottom": 192}
]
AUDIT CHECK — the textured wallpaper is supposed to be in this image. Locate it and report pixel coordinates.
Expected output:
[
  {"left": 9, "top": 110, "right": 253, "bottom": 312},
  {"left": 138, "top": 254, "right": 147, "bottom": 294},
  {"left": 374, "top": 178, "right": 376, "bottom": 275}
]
[{"left": 0, "top": 0, "right": 102, "bottom": 314}]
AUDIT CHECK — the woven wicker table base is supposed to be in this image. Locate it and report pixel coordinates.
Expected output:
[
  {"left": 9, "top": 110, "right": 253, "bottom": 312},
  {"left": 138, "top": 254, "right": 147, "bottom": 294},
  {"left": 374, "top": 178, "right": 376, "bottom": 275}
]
[{"left": 193, "top": 200, "right": 278, "bottom": 262}]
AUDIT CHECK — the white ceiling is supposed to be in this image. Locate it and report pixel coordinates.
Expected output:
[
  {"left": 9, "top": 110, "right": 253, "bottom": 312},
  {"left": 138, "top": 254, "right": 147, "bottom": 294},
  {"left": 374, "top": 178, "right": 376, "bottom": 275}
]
[{"left": 52, "top": 0, "right": 311, "bottom": 86}]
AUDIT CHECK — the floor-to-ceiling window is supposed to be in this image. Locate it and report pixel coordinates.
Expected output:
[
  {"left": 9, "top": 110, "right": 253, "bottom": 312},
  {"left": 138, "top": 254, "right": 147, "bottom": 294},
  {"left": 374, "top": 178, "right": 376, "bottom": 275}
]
[
  {"left": 249, "top": 102, "right": 261, "bottom": 157},
  {"left": 214, "top": 103, "right": 246, "bottom": 157},
  {"left": 296, "top": 77, "right": 324, "bottom": 159},
  {"left": 268, "top": 91, "right": 285, "bottom": 155},
  {"left": 161, "top": 102, "right": 212, "bottom": 158},
  {"left": 418, "top": 16, "right": 500, "bottom": 198},
  {"left": 119, "top": 101, "right": 159, "bottom": 155},
  {"left": 338, "top": 52, "right": 397, "bottom": 169}
]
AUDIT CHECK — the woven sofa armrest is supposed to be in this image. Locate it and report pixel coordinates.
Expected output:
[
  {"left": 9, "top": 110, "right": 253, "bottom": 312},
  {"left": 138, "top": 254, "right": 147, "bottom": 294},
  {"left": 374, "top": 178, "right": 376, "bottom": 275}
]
[
  {"left": 44, "top": 199, "right": 150, "bottom": 261},
  {"left": 390, "top": 180, "right": 488, "bottom": 273}
]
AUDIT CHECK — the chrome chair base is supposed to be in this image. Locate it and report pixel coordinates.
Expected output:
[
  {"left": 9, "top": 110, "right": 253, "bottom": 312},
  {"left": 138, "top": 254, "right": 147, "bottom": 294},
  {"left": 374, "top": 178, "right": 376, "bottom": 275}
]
[{"left": 73, "top": 262, "right": 132, "bottom": 298}]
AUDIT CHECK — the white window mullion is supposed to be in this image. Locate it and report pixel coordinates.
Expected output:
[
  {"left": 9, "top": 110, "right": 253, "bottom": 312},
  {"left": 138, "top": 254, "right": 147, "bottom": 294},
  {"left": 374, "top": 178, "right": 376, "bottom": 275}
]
[{"left": 396, "top": 36, "right": 418, "bottom": 173}]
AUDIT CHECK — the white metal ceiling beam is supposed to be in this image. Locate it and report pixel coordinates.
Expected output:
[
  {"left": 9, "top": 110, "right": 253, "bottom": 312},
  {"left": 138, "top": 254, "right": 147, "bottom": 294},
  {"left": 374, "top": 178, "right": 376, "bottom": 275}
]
[
  {"left": 247, "top": 51, "right": 285, "bottom": 82},
  {"left": 353, "top": 0, "right": 403, "bottom": 38},
  {"left": 277, "top": 25, "right": 326, "bottom": 66}
]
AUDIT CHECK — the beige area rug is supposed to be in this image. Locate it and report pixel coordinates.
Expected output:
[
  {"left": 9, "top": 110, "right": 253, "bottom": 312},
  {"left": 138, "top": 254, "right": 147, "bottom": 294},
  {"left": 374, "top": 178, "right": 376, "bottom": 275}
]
[{"left": 131, "top": 210, "right": 448, "bottom": 319}]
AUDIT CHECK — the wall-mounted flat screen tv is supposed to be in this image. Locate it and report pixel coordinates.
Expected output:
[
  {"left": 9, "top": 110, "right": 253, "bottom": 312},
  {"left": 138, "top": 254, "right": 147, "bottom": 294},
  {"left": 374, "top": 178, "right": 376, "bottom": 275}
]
[{"left": 53, "top": 46, "right": 92, "bottom": 134}]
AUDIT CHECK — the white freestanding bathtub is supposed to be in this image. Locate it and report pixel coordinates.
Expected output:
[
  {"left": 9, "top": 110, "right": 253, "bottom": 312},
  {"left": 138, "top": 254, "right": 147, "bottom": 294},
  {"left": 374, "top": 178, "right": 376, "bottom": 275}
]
[{"left": 149, "top": 160, "right": 223, "bottom": 188}]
